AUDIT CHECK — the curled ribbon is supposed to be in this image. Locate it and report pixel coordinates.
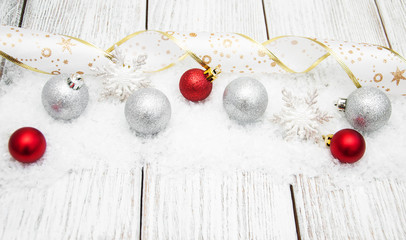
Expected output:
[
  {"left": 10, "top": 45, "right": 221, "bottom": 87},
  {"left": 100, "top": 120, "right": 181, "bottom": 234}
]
[{"left": 1, "top": 26, "right": 406, "bottom": 96}]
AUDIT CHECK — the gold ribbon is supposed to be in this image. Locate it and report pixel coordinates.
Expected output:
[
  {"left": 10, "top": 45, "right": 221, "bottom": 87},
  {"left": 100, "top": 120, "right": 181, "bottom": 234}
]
[{"left": 2, "top": 29, "right": 406, "bottom": 91}]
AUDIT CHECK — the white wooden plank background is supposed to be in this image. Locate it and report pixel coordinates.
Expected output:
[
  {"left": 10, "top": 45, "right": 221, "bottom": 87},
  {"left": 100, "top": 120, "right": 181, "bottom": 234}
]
[
  {"left": 142, "top": 165, "right": 297, "bottom": 239},
  {"left": 376, "top": 0, "right": 406, "bottom": 55},
  {"left": 263, "top": 0, "right": 406, "bottom": 239},
  {"left": 0, "top": 0, "right": 25, "bottom": 26},
  {"left": 1, "top": 0, "right": 406, "bottom": 239},
  {"left": 0, "top": 0, "right": 25, "bottom": 82},
  {"left": 144, "top": 0, "right": 297, "bottom": 239},
  {"left": 0, "top": 0, "right": 146, "bottom": 239}
]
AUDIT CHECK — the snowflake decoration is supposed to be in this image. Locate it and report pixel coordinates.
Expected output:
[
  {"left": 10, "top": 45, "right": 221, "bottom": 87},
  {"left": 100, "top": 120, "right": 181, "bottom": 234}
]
[
  {"left": 272, "top": 89, "right": 332, "bottom": 142},
  {"left": 92, "top": 45, "right": 149, "bottom": 101}
]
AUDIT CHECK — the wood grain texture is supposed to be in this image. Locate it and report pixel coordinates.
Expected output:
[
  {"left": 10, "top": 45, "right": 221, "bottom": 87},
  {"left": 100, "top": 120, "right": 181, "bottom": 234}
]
[
  {"left": 263, "top": 0, "right": 388, "bottom": 45},
  {"left": 0, "top": 0, "right": 25, "bottom": 80},
  {"left": 22, "top": 0, "right": 147, "bottom": 48},
  {"left": 144, "top": 1, "right": 297, "bottom": 238},
  {"left": 263, "top": 0, "right": 406, "bottom": 239},
  {"left": 0, "top": 0, "right": 24, "bottom": 26},
  {"left": 375, "top": 0, "right": 406, "bottom": 55},
  {"left": 0, "top": 0, "right": 146, "bottom": 238},
  {"left": 294, "top": 176, "right": 406, "bottom": 239},
  {"left": 142, "top": 165, "right": 297, "bottom": 240},
  {"left": 148, "top": 0, "right": 268, "bottom": 41},
  {"left": 0, "top": 168, "right": 142, "bottom": 239}
]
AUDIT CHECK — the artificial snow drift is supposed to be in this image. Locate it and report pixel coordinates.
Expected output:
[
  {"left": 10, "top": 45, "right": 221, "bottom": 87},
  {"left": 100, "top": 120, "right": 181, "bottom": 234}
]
[{"left": 1, "top": 58, "right": 406, "bottom": 192}]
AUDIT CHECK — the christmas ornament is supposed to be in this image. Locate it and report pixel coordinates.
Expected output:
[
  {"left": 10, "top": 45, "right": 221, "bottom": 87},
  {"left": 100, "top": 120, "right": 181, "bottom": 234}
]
[
  {"left": 92, "top": 45, "right": 149, "bottom": 102},
  {"left": 324, "top": 129, "right": 366, "bottom": 164},
  {"left": 42, "top": 73, "right": 89, "bottom": 120},
  {"left": 125, "top": 88, "right": 171, "bottom": 135},
  {"left": 179, "top": 66, "right": 220, "bottom": 102},
  {"left": 336, "top": 86, "right": 391, "bottom": 132},
  {"left": 8, "top": 127, "right": 47, "bottom": 163},
  {"left": 223, "top": 77, "right": 268, "bottom": 123},
  {"left": 273, "top": 89, "right": 332, "bottom": 142}
]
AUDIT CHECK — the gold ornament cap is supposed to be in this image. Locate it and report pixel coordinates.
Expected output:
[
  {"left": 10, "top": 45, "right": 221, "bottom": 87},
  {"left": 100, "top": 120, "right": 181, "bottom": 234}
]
[
  {"left": 204, "top": 65, "right": 221, "bottom": 82},
  {"left": 322, "top": 134, "right": 334, "bottom": 147}
]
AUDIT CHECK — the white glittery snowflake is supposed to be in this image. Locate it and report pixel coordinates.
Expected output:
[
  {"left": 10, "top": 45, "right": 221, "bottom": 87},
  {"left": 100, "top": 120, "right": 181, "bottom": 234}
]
[
  {"left": 272, "top": 89, "right": 332, "bottom": 142},
  {"left": 92, "top": 45, "right": 149, "bottom": 102}
]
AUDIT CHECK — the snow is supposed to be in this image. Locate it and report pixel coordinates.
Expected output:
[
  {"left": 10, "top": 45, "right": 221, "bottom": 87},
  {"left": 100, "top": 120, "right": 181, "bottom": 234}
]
[{"left": 1, "top": 57, "right": 406, "bottom": 192}]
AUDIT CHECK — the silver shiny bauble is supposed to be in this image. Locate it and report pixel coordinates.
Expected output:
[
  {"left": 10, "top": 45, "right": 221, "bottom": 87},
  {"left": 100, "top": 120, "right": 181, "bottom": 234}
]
[
  {"left": 345, "top": 86, "right": 391, "bottom": 132},
  {"left": 223, "top": 77, "right": 268, "bottom": 123},
  {"left": 42, "top": 74, "right": 89, "bottom": 121},
  {"left": 125, "top": 88, "right": 171, "bottom": 135}
]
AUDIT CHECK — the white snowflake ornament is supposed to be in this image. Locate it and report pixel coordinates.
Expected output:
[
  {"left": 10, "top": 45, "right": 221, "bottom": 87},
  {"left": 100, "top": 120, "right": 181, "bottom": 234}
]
[
  {"left": 92, "top": 45, "right": 149, "bottom": 102},
  {"left": 272, "top": 89, "right": 332, "bottom": 142}
]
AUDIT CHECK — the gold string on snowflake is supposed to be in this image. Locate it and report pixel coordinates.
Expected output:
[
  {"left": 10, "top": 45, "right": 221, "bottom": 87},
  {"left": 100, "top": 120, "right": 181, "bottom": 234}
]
[
  {"left": 272, "top": 89, "right": 332, "bottom": 142},
  {"left": 92, "top": 45, "right": 149, "bottom": 102}
]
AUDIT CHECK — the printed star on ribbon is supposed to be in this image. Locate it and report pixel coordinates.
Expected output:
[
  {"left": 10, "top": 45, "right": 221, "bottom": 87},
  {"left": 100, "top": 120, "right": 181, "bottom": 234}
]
[
  {"left": 57, "top": 37, "right": 76, "bottom": 54},
  {"left": 391, "top": 67, "right": 406, "bottom": 86}
]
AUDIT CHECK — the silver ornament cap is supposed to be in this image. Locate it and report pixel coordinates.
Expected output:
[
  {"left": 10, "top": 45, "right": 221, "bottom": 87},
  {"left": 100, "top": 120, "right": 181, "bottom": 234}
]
[
  {"left": 42, "top": 74, "right": 89, "bottom": 120},
  {"left": 125, "top": 88, "right": 171, "bottom": 135},
  {"left": 223, "top": 77, "right": 268, "bottom": 123},
  {"left": 344, "top": 86, "right": 391, "bottom": 132}
]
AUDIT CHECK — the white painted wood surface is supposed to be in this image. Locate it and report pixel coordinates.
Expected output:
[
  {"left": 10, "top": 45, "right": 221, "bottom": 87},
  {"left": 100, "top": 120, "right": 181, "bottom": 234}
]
[
  {"left": 263, "top": 0, "right": 406, "bottom": 238},
  {"left": 294, "top": 175, "right": 406, "bottom": 239},
  {"left": 0, "top": 0, "right": 146, "bottom": 238},
  {"left": 144, "top": 0, "right": 297, "bottom": 239},
  {"left": 263, "top": 0, "right": 388, "bottom": 45},
  {"left": 0, "top": 0, "right": 24, "bottom": 27},
  {"left": 147, "top": 0, "right": 268, "bottom": 41},
  {"left": 22, "top": 0, "right": 146, "bottom": 49},
  {"left": 142, "top": 165, "right": 297, "bottom": 240},
  {"left": 376, "top": 0, "right": 406, "bottom": 55},
  {"left": 0, "top": 0, "right": 25, "bottom": 81},
  {"left": 0, "top": 169, "right": 142, "bottom": 239},
  {"left": 1, "top": 0, "right": 406, "bottom": 239}
]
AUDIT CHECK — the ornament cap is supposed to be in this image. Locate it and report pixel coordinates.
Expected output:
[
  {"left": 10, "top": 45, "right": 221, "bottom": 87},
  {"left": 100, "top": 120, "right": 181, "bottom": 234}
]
[
  {"left": 67, "top": 73, "right": 84, "bottom": 90},
  {"left": 204, "top": 65, "right": 221, "bottom": 82},
  {"left": 335, "top": 98, "right": 347, "bottom": 112},
  {"left": 322, "top": 134, "right": 334, "bottom": 146}
]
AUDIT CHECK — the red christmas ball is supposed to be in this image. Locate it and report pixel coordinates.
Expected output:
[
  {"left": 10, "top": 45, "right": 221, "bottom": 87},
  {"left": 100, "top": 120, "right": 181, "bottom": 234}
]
[
  {"left": 330, "top": 129, "right": 366, "bottom": 164},
  {"left": 179, "top": 68, "right": 212, "bottom": 102},
  {"left": 8, "top": 127, "right": 46, "bottom": 163}
]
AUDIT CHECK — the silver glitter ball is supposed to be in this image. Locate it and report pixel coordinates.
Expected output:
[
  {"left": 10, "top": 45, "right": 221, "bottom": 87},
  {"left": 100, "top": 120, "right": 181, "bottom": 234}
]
[
  {"left": 345, "top": 86, "right": 391, "bottom": 132},
  {"left": 223, "top": 77, "right": 268, "bottom": 123},
  {"left": 125, "top": 88, "right": 171, "bottom": 135},
  {"left": 42, "top": 74, "right": 89, "bottom": 120}
]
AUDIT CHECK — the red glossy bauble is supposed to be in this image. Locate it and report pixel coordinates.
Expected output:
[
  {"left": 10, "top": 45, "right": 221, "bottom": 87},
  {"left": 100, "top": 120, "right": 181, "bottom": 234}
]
[
  {"left": 330, "top": 129, "right": 366, "bottom": 164},
  {"left": 179, "top": 68, "right": 213, "bottom": 102},
  {"left": 8, "top": 127, "right": 47, "bottom": 163}
]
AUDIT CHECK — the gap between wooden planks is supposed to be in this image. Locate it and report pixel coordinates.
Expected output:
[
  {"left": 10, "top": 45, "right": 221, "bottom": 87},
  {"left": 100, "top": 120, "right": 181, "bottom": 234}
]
[
  {"left": 0, "top": 0, "right": 146, "bottom": 239},
  {"left": 262, "top": 0, "right": 406, "bottom": 238},
  {"left": 0, "top": 0, "right": 25, "bottom": 83},
  {"left": 1, "top": 0, "right": 406, "bottom": 239},
  {"left": 143, "top": 0, "right": 406, "bottom": 239}
]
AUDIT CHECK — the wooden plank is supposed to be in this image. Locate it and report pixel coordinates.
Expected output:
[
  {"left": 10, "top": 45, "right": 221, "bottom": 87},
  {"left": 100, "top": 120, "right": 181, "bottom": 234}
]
[
  {"left": 294, "top": 176, "right": 406, "bottom": 239},
  {"left": 375, "top": 0, "right": 406, "bottom": 55},
  {"left": 22, "top": 0, "right": 147, "bottom": 49},
  {"left": 263, "top": 0, "right": 387, "bottom": 45},
  {"left": 0, "top": 0, "right": 25, "bottom": 81},
  {"left": 0, "top": 0, "right": 25, "bottom": 26},
  {"left": 142, "top": 165, "right": 297, "bottom": 239},
  {"left": 143, "top": 0, "right": 297, "bottom": 239},
  {"left": 0, "top": 0, "right": 146, "bottom": 238},
  {"left": 0, "top": 169, "right": 142, "bottom": 239},
  {"left": 263, "top": 0, "right": 406, "bottom": 238},
  {"left": 147, "top": 0, "right": 268, "bottom": 41}
]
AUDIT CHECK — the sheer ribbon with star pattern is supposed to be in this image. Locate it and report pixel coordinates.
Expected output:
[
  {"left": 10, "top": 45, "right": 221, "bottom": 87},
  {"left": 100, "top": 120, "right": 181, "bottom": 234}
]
[{"left": 1, "top": 26, "right": 406, "bottom": 96}]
